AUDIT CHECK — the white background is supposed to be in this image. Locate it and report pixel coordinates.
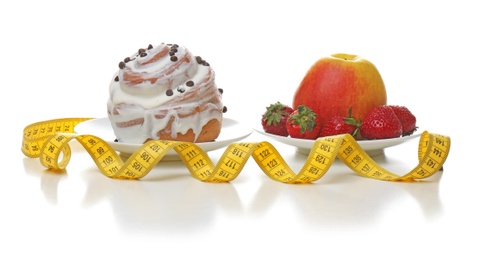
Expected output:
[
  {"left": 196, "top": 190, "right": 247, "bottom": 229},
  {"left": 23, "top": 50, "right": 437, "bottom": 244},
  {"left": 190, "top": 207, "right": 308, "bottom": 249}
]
[{"left": 1, "top": 0, "right": 476, "bottom": 259}]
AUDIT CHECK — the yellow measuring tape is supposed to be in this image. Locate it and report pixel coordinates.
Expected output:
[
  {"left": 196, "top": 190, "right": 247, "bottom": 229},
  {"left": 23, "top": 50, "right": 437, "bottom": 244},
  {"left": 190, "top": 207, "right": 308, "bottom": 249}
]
[{"left": 22, "top": 118, "right": 451, "bottom": 183}]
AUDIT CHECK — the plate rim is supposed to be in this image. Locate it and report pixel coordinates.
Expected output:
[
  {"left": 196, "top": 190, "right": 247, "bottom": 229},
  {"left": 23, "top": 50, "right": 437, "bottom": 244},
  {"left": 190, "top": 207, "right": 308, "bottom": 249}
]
[
  {"left": 74, "top": 117, "right": 253, "bottom": 154},
  {"left": 253, "top": 126, "right": 421, "bottom": 151}
]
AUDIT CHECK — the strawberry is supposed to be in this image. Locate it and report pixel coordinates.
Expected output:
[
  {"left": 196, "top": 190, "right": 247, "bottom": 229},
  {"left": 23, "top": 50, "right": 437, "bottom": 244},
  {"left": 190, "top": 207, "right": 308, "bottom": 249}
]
[
  {"left": 261, "top": 102, "right": 294, "bottom": 136},
  {"left": 319, "top": 107, "right": 360, "bottom": 137},
  {"left": 389, "top": 105, "right": 417, "bottom": 136},
  {"left": 360, "top": 105, "right": 403, "bottom": 139},
  {"left": 286, "top": 105, "right": 321, "bottom": 139}
]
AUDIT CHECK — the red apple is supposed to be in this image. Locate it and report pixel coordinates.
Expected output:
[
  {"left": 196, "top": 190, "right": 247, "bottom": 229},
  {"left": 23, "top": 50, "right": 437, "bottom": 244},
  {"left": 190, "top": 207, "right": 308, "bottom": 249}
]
[{"left": 292, "top": 53, "right": 387, "bottom": 135}]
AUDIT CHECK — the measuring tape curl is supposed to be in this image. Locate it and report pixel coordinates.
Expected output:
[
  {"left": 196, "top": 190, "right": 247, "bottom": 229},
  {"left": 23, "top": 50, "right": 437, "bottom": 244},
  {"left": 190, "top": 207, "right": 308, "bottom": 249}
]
[{"left": 22, "top": 118, "right": 451, "bottom": 183}]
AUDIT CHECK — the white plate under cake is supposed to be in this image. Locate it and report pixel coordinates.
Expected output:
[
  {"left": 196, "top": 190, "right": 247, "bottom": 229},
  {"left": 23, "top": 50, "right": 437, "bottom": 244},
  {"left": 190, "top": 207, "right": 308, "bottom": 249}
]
[{"left": 75, "top": 117, "right": 252, "bottom": 161}]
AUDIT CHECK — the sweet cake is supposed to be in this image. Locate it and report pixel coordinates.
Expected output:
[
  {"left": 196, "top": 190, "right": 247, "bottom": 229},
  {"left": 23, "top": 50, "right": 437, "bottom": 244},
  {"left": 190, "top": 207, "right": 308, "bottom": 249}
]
[{"left": 107, "top": 43, "right": 225, "bottom": 143}]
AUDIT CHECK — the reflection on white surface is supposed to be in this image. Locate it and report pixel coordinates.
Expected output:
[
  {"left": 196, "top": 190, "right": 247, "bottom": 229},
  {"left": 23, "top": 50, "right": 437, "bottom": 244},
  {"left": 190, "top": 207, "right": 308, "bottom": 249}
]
[{"left": 22, "top": 138, "right": 444, "bottom": 234}]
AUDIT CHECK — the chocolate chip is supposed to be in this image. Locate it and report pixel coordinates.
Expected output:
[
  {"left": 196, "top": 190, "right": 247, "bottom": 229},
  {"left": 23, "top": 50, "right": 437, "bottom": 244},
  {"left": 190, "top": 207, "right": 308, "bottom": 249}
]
[
  {"left": 177, "top": 87, "right": 185, "bottom": 93},
  {"left": 138, "top": 48, "right": 145, "bottom": 54},
  {"left": 169, "top": 51, "right": 175, "bottom": 56},
  {"left": 222, "top": 106, "right": 228, "bottom": 113},
  {"left": 195, "top": 56, "right": 209, "bottom": 66},
  {"left": 114, "top": 76, "right": 119, "bottom": 82},
  {"left": 218, "top": 88, "right": 223, "bottom": 94},
  {"left": 140, "top": 52, "right": 147, "bottom": 57},
  {"left": 170, "top": 56, "right": 178, "bottom": 62},
  {"left": 166, "top": 89, "right": 174, "bottom": 96},
  {"left": 119, "top": 61, "right": 126, "bottom": 69},
  {"left": 114, "top": 139, "right": 118, "bottom": 142},
  {"left": 124, "top": 57, "right": 131, "bottom": 63},
  {"left": 186, "top": 80, "right": 194, "bottom": 87},
  {"left": 147, "top": 44, "right": 153, "bottom": 50}
]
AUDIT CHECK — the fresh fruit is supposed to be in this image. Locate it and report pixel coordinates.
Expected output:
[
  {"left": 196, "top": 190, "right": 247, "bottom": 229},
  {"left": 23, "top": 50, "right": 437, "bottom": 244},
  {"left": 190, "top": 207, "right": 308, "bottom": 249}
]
[
  {"left": 319, "top": 108, "right": 360, "bottom": 137},
  {"left": 292, "top": 53, "right": 387, "bottom": 128},
  {"left": 360, "top": 105, "right": 402, "bottom": 139},
  {"left": 286, "top": 105, "right": 321, "bottom": 139},
  {"left": 261, "top": 102, "right": 294, "bottom": 136},
  {"left": 389, "top": 105, "right": 417, "bottom": 136}
]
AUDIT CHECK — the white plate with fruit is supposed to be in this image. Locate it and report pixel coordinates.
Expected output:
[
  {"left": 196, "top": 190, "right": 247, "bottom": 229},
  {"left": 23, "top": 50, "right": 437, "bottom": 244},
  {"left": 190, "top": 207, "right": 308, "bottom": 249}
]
[
  {"left": 255, "top": 127, "right": 420, "bottom": 157},
  {"left": 257, "top": 102, "right": 420, "bottom": 157}
]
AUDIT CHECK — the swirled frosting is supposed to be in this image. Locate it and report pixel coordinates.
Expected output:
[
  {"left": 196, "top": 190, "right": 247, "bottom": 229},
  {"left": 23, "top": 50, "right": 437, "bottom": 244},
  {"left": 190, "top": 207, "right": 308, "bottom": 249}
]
[{"left": 107, "top": 43, "right": 224, "bottom": 143}]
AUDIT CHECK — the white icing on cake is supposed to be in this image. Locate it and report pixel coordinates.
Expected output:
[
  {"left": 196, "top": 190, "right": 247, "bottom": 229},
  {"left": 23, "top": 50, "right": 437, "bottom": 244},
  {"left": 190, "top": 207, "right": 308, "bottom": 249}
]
[{"left": 107, "top": 43, "right": 223, "bottom": 143}]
